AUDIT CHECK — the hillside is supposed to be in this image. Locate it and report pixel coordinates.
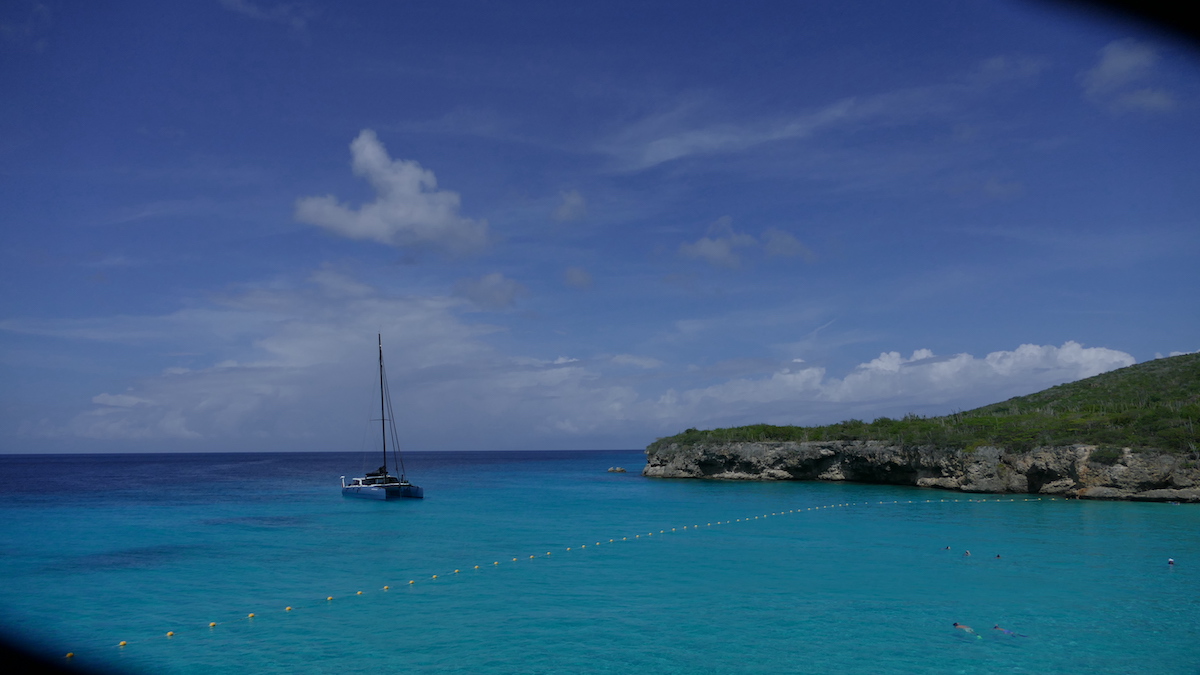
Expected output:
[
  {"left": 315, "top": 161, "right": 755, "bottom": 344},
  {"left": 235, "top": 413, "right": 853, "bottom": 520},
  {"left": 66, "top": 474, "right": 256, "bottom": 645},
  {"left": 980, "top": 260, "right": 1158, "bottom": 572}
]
[{"left": 649, "top": 352, "right": 1200, "bottom": 458}]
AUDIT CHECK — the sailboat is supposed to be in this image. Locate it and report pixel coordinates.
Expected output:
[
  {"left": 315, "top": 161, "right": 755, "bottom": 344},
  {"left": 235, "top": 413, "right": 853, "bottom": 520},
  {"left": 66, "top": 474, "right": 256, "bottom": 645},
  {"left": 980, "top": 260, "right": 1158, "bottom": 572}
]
[{"left": 341, "top": 335, "right": 424, "bottom": 500}]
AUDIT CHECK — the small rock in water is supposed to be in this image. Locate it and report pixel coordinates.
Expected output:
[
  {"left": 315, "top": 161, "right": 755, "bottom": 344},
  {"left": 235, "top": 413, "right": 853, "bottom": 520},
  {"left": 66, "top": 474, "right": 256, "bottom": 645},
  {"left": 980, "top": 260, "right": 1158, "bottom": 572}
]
[{"left": 608, "top": 467, "right": 627, "bottom": 473}]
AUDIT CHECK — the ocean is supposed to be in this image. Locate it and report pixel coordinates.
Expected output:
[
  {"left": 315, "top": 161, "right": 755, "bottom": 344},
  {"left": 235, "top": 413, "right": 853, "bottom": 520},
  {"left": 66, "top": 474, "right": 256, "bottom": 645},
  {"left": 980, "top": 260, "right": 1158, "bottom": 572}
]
[{"left": 0, "top": 450, "right": 1197, "bottom": 674}]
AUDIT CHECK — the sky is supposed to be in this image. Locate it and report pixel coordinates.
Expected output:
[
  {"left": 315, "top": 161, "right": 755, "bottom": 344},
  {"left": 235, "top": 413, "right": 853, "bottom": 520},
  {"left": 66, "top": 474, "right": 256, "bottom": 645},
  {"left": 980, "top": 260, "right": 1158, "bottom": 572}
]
[{"left": 1, "top": 1, "right": 1197, "bottom": 454}]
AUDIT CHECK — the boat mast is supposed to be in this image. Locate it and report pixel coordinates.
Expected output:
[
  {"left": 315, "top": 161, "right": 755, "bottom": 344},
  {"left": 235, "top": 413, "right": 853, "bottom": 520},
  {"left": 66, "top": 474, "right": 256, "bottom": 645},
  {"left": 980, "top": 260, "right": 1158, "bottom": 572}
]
[{"left": 378, "top": 333, "right": 387, "bottom": 474}]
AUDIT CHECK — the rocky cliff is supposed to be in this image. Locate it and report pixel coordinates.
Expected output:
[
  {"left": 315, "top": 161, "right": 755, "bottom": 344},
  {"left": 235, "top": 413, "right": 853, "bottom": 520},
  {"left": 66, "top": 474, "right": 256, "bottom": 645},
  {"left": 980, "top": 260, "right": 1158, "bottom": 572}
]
[{"left": 643, "top": 441, "right": 1200, "bottom": 502}]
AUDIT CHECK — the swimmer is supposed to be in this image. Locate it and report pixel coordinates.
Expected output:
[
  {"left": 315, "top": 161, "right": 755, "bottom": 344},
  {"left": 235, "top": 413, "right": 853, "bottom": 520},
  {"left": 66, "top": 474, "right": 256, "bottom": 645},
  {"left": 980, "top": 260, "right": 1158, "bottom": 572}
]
[
  {"left": 944, "top": 546, "right": 951, "bottom": 550},
  {"left": 1168, "top": 558, "right": 1175, "bottom": 566},
  {"left": 995, "top": 554, "right": 1001, "bottom": 559},
  {"left": 953, "top": 623, "right": 981, "bottom": 639},
  {"left": 993, "top": 624, "right": 1027, "bottom": 637},
  {"left": 963, "top": 550, "right": 971, "bottom": 557}
]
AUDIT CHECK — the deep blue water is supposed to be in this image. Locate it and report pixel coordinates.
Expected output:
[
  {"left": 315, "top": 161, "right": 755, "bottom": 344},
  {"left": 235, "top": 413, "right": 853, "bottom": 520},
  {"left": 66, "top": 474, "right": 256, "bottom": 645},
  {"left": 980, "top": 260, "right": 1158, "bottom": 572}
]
[{"left": 1, "top": 451, "right": 1197, "bottom": 674}]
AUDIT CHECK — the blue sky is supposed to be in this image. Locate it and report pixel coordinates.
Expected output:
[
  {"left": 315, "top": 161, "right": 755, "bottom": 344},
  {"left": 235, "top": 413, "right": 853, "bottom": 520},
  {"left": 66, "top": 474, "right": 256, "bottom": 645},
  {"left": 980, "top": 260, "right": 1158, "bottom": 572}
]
[{"left": 1, "top": 0, "right": 1197, "bottom": 453}]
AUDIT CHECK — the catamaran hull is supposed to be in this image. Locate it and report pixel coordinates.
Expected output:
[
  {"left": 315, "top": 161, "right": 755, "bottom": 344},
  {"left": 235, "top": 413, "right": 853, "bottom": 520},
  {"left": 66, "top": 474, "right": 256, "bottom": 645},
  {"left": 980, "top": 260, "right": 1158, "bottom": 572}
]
[{"left": 342, "top": 485, "right": 424, "bottom": 500}]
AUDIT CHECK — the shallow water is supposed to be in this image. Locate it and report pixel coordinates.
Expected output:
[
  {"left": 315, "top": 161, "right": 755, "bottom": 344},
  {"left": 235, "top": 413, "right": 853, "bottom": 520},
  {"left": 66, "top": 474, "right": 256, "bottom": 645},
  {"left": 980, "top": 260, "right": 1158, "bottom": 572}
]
[{"left": 1, "top": 451, "right": 1197, "bottom": 674}]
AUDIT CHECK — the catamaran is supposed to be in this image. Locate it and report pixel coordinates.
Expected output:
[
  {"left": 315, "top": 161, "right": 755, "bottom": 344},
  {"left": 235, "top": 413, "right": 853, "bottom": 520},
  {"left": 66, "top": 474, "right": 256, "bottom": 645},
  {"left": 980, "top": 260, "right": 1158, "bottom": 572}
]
[{"left": 341, "top": 335, "right": 424, "bottom": 500}]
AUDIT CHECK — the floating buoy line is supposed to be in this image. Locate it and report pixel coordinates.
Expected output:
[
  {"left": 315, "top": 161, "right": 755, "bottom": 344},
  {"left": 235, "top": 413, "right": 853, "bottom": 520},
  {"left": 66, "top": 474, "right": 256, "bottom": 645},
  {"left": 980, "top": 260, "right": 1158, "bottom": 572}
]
[{"left": 68, "top": 496, "right": 1055, "bottom": 661}]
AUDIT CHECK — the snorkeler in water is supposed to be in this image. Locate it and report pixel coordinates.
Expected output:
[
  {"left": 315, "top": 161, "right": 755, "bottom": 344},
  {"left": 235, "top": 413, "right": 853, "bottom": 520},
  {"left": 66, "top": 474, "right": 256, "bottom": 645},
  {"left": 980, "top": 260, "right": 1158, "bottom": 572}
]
[
  {"left": 992, "top": 625, "right": 1027, "bottom": 637},
  {"left": 952, "top": 623, "right": 981, "bottom": 639}
]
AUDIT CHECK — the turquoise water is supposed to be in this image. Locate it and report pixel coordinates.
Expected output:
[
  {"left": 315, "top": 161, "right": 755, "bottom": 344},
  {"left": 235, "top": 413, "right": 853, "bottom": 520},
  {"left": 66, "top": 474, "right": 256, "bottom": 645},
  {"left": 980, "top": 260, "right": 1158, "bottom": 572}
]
[{"left": 1, "top": 451, "right": 1197, "bottom": 674}]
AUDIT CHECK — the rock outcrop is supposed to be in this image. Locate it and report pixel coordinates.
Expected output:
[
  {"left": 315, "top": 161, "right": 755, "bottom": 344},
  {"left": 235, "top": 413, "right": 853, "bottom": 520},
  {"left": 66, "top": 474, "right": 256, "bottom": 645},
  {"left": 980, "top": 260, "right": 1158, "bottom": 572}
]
[{"left": 642, "top": 441, "right": 1200, "bottom": 502}]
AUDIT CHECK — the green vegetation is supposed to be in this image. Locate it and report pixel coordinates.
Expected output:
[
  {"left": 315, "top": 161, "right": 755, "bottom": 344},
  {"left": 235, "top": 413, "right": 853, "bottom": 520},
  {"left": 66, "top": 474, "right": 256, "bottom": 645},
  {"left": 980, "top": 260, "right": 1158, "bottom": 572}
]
[{"left": 649, "top": 353, "right": 1200, "bottom": 455}]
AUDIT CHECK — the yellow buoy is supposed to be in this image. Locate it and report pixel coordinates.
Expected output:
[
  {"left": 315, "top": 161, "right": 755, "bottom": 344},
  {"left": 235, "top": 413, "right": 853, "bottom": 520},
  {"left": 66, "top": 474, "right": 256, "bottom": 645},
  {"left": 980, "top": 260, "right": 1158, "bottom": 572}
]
[
  {"left": 383, "top": 586, "right": 389, "bottom": 590},
  {"left": 494, "top": 561, "right": 499, "bottom": 565},
  {"left": 286, "top": 607, "right": 293, "bottom": 611},
  {"left": 409, "top": 580, "right": 414, "bottom": 584},
  {"left": 327, "top": 596, "right": 334, "bottom": 601},
  {"left": 474, "top": 565, "right": 480, "bottom": 569},
  {"left": 581, "top": 545, "right": 586, "bottom": 548},
  {"left": 546, "top": 552, "right": 551, "bottom": 556},
  {"left": 119, "top": 641, "right": 127, "bottom": 647},
  {"left": 166, "top": 632, "right": 174, "bottom": 637},
  {"left": 248, "top": 613, "right": 255, "bottom": 619},
  {"left": 357, "top": 591, "right": 363, "bottom": 595},
  {"left": 65, "top": 653, "right": 74, "bottom": 659},
  {"left": 512, "top": 557, "right": 517, "bottom": 561},
  {"left": 209, "top": 622, "right": 217, "bottom": 627},
  {"left": 432, "top": 575, "right": 438, "bottom": 579}
]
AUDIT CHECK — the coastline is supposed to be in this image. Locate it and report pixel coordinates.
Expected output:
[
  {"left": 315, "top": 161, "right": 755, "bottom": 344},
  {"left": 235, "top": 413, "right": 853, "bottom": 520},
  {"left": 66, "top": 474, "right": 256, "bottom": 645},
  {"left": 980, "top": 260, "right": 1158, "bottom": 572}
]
[{"left": 643, "top": 440, "right": 1200, "bottom": 502}]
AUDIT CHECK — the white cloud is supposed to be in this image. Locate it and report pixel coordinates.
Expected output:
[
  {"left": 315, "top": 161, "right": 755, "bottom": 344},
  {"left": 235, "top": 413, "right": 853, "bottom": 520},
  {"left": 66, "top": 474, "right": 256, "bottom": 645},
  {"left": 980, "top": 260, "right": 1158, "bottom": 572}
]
[
  {"left": 1080, "top": 39, "right": 1175, "bottom": 112},
  {"left": 18, "top": 278, "right": 501, "bottom": 445},
  {"left": 762, "top": 228, "right": 815, "bottom": 261},
  {"left": 92, "top": 393, "right": 154, "bottom": 408},
  {"left": 564, "top": 266, "right": 592, "bottom": 289},
  {"left": 679, "top": 236, "right": 746, "bottom": 268},
  {"left": 603, "top": 98, "right": 857, "bottom": 171},
  {"left": 679, "top": 216, "right": 757, "bottom": 268},
  {"left": 453, "top": 272, "right": 528, "bottom": 309},
  {"left": 1081, "top": 39, "right": 1157, "bottom": 96},
  {"left": 599, "top": 57, "right": 1047, "bottom": 174},
  {"left": 828, "top": 342, "right": 1132, "bottom": 404},
  {"left": 295, "top": 130, "right": 488, "bottom": 254},
  {"left": 681, "top": 221, "right": 817, "bottom": 268},
  {"left": 553, "top": 189, "right": 587, "bottom": 222},
  {"left": 661, "top": 342, "right": 1134, "bottom": 428}
]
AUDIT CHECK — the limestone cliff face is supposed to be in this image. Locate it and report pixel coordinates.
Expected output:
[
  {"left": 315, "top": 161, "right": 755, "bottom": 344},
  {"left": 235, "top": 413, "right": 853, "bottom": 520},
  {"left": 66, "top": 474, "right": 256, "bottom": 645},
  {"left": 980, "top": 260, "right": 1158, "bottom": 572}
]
[{"left": 643, "top": 441, "right": 1200, "bottom": 502}]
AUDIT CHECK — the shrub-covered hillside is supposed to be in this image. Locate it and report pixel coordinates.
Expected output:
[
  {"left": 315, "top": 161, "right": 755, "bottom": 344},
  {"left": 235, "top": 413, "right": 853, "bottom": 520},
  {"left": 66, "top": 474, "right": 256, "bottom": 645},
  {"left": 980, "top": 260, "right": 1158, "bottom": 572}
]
[{"left": 649, "top": 353, "right": 1200, "bottom": 455}]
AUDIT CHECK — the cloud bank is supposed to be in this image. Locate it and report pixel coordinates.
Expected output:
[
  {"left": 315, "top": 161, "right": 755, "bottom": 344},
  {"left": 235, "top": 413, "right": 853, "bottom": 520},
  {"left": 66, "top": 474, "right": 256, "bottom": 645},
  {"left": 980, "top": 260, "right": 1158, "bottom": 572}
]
[{"left": 6, "top": 268, "right": 1138, "bottom": 450}]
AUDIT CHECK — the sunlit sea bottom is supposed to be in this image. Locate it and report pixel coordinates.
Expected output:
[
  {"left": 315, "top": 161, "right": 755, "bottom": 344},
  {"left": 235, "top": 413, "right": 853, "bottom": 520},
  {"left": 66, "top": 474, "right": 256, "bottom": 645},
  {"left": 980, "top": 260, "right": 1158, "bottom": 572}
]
[{"left": 0, "top": 451, "right": 1197, "bottom": 674}]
